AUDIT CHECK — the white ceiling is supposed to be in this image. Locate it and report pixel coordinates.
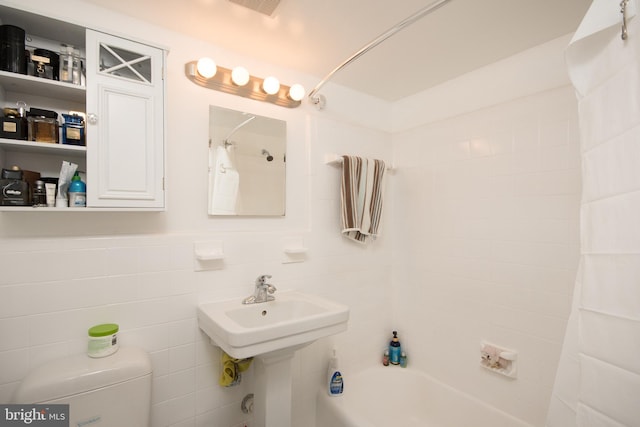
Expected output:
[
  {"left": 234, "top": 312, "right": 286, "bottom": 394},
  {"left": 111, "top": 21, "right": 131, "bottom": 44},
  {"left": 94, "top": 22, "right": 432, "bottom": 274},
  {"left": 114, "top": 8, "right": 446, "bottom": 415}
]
[{"left": 80, "top": 0, "right": 592, "bottom": 102}]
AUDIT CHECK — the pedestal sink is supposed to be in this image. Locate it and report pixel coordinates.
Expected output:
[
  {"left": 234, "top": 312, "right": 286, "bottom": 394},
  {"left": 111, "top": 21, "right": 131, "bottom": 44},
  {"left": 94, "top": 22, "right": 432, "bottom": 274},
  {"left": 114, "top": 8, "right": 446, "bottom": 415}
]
[{"left": 197, "top": 291, "right": 349, "bottom": 427}]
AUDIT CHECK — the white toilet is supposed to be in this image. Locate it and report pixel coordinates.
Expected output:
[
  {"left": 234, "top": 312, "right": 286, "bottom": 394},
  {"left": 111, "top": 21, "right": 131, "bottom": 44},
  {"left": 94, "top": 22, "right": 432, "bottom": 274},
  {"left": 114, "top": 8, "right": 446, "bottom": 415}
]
[{"left": 13, "top": 347, "right": 153, "bottom": 427}]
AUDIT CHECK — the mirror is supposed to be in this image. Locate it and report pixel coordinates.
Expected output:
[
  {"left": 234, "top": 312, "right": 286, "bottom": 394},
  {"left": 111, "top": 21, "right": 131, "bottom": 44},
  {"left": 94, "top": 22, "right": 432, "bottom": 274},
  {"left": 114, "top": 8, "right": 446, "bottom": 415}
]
[{"left": 208, "top": 106, "right": 286, "bottom": 216}]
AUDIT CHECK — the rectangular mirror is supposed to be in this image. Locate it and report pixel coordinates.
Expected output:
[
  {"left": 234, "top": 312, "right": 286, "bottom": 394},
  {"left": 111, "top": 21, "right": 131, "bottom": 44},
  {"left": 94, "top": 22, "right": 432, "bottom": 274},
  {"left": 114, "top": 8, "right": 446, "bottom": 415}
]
[{"left": 208, "top": 106, "right": 286, "bottom": 216}]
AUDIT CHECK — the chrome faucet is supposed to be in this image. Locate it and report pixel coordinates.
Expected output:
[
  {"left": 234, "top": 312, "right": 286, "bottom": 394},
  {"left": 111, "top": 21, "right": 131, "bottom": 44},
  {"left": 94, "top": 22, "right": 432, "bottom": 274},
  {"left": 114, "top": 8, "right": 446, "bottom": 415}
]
[{"left": 242, "top": 275, "right": 277, "bottom": 304}]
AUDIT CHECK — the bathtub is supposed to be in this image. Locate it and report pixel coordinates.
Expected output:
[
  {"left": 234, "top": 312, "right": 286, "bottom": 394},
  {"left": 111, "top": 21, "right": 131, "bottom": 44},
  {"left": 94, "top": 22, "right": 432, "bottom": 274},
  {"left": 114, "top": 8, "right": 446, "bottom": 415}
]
[{"left": 316, "top": 366, "right": 532, "bottom": 427}]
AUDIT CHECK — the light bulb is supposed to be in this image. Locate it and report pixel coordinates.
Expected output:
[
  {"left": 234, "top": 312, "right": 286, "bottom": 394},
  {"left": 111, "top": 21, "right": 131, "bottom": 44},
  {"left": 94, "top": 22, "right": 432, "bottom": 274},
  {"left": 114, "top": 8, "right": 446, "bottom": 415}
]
[
  {"left": 262, "top": 76, "right": 280, "bottom": 95},
  {"left": 196, "top": 57, "right": 217, "bottom": 78},
  {"left": 288, "top": 84, "right": 305, "bottom": 101},
  {"left": 231, "top": 66, "right": 250, "bottom": 86}
]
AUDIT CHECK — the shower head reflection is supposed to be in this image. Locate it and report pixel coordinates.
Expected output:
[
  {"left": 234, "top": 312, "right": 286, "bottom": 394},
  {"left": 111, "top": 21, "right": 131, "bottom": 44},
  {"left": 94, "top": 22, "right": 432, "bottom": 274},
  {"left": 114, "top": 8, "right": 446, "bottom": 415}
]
[{"left": 261, "top": 149, "right": 274, "bottom": 162}]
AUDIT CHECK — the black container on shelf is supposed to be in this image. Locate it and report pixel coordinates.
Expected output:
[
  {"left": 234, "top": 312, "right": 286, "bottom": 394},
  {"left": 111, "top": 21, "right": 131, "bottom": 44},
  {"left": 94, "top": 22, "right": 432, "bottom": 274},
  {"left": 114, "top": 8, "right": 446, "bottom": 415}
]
[
  {"left": 32, "top": 48, "right": 59, "bottom": 80},
  {"left": 0, "top": 25, "right": 27, "bottom": 75},
  {"left": 0, "top": 106, "right": 27, "bottom": 140},
  {"left": 0, "top": 168, "right": 28, "bottom": 206},
  {"left": 32, "top": 180, "right": 47, "bottom": 206},
  {"left": 0, "top": 116, "right": 27, "bottom": 140}
]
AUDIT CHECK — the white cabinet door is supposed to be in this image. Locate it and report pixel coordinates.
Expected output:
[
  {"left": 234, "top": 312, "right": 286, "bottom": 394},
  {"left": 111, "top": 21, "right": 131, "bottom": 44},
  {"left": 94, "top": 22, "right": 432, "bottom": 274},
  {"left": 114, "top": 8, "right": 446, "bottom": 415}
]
[{"left": 85, "top": 29, "right": 165, "bottom": 208}]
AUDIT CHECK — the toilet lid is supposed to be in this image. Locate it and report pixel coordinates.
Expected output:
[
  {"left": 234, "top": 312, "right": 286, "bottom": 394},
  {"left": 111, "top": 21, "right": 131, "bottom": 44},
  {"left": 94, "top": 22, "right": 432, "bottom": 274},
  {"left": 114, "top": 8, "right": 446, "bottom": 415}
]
[{"left": 12, "top": 347, "right": 152, "bottom": 403}]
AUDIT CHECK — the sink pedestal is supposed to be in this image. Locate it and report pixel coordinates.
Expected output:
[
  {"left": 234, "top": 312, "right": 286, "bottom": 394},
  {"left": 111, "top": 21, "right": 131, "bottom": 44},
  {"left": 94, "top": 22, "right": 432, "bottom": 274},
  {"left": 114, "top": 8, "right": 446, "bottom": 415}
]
[
  {"left": 197, "top": 291, "right": 349, "bottom": 427},
  {"left": 253, "top": 348, "right": 297, "bottom": 427}
]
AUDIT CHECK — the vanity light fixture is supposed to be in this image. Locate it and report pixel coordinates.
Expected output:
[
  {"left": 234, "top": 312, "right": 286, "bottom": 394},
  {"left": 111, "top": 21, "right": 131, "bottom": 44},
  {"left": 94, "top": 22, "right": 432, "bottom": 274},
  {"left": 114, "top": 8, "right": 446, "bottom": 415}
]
[
  {"left": 262, "top": 76, "right": 280, "bottom": 95},
  {"left": 231, "top": 66, "right": 250, "bottom": 86},
  {"left": 185, "top": 58, "right": 304, "bottom": 108},
  {"left": 288, "top": 84, "right": 305, "bottom": 102},
  {"left": 196, "top": 57, "right": 217, "bottom": 78}
]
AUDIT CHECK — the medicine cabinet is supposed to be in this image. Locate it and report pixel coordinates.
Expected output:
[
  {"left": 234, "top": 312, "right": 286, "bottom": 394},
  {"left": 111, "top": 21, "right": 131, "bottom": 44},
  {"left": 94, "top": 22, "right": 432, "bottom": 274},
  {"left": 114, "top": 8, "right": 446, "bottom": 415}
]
[{"left": 0, "top": 5, "right": 166, "bottom": 211}]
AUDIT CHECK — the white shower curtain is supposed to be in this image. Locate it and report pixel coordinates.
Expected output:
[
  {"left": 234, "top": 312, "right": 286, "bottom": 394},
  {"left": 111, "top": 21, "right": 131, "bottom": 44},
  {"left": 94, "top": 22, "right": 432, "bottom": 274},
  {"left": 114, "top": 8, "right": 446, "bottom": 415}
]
[
  {"left": 547, "top": 1, "right": 640, "bottom": 426},
  {"left": 209, "top": 145, "right": 240, "bottom": 214}
]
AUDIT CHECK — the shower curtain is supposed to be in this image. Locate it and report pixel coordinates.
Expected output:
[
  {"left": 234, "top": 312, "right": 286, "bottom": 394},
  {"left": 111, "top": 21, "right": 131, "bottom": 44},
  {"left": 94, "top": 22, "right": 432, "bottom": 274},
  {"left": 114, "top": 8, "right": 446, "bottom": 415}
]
[
  {"left": 547, "top": 1, "right": 640, "bottom": 426},
  {"left": 209, "top": 145, "right": 240, "bottom": 214}
]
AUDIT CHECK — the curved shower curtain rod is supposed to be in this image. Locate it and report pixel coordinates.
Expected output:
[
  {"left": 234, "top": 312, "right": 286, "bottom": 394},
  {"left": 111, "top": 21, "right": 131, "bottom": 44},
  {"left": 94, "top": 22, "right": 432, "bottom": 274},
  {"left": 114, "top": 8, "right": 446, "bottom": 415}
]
[
  {"left": 223, "top": 115, "right": 256, "bottom": 146},
  {"left": 307, "top": 0, "right": 454, "bottom": 109}
]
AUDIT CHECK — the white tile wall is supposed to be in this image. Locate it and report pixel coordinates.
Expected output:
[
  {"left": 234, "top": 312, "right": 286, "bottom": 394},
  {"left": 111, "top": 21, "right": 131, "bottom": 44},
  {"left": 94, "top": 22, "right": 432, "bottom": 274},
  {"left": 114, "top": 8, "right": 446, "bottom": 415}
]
[
  {"left": 0, "top": 226, "right": 393, "bottom": 427},
  {"left": 0, "top": 113, "right": 394, "bottom": 427},
  {"left": 391, "top": 85, "right": 580, "bottom": 426}
]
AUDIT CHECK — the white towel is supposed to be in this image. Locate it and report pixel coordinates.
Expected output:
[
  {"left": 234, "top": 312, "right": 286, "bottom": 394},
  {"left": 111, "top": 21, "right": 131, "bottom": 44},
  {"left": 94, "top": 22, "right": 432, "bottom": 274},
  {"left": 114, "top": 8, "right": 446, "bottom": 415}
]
[
  {"left": 210, "top": 146, "right": 239, "bottom": 214},
  {"left": 340, "top": 155, "right": 386, "bottom": 243}
]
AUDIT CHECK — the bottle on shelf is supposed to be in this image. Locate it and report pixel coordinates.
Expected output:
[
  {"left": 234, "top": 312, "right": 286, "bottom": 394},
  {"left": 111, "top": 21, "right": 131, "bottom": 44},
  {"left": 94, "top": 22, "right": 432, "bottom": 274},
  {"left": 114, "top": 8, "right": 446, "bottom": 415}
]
[
  {"left": 67, "top": 172, "right": 86, "bottom": 207},
  {"left": 32, "top": 180, "right": 47, "bottom": 206},
  {"left": 59, "top": 44, "right": 81, "bottom": 85}
]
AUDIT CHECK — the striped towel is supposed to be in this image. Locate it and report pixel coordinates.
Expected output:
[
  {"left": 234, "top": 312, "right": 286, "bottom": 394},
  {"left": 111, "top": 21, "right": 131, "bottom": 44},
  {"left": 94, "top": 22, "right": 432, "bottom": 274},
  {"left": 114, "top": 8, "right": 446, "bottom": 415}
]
[{"left": 340, "top": 155, "right": 387, "bottom": 243}]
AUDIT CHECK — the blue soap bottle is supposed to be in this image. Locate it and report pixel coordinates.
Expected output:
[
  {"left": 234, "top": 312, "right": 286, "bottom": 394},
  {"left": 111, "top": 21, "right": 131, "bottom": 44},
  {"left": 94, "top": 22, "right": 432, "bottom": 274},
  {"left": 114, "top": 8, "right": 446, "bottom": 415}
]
[
  {"left": 67, "top": 172, "right": 86, "bottom": 207},
  {"left": 389, "top": 331, "right": 401, "bottom": 365}
]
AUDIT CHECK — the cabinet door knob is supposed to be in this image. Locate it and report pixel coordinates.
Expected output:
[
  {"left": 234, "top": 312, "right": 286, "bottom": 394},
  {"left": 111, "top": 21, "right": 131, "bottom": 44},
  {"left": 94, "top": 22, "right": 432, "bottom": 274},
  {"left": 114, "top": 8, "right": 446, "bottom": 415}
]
[{"left": 87, "top": 113, "right": 98, "bottom": 125}]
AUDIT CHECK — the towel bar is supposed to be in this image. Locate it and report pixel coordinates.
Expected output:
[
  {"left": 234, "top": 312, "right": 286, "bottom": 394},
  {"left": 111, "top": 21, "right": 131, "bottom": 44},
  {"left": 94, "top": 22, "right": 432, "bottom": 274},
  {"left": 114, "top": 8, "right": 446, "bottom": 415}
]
[{"left": 324, "top": 153, "right": 395, "bottom": 171}]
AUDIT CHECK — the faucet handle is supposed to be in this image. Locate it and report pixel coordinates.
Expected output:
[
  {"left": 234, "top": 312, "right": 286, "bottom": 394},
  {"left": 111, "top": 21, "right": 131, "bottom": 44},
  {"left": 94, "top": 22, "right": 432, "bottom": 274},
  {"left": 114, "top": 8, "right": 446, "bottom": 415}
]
[{"left": 255, "top": 274, "right": 272, "bottom": 286}]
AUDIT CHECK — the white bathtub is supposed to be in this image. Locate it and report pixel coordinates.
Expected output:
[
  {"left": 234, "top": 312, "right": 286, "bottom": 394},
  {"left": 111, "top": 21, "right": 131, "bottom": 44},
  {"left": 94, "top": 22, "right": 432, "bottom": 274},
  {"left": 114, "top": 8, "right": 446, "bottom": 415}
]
[{"left": 316, "top": 366, "right": 532, "bottom": 427}]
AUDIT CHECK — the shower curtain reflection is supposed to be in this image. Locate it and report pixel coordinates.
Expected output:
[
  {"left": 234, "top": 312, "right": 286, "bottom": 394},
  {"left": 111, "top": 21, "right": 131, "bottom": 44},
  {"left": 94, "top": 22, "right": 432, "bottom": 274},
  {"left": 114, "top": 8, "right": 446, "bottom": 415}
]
[
  {"left": 209, "top": 145, "right": 240, "bottom": 215},
  {"left": 208, "top": 105, "right": 286, "bottom": 216}
]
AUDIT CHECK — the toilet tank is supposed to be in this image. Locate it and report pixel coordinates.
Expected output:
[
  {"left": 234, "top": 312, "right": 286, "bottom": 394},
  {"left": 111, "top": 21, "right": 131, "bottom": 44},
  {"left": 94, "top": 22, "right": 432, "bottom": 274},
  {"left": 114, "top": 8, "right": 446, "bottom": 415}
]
[{"left": 13, "top": 347, "right": 152, "bottom": 427}]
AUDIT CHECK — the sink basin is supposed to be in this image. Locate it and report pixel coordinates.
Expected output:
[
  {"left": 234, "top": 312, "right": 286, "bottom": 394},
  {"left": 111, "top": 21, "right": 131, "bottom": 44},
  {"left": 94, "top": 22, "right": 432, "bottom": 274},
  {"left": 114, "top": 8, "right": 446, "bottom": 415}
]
[{"left": 198, "top": 291, "right": 350, "bottom": 359}]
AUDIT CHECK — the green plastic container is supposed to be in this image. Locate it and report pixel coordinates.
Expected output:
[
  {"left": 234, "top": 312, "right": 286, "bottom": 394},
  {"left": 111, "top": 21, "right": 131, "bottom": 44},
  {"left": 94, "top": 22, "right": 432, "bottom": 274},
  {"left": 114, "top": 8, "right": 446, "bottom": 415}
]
[{"left": 88, "top": 323, "right": 119, "bottom": 358}]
